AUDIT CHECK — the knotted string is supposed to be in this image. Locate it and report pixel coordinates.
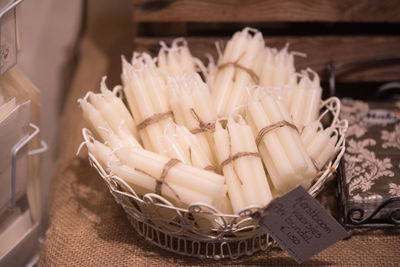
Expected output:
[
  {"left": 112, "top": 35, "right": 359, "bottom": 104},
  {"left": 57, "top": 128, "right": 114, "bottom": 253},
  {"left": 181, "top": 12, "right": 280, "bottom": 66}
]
[{"left": 189, "top": 108, "right": 216, "bottom": 134}]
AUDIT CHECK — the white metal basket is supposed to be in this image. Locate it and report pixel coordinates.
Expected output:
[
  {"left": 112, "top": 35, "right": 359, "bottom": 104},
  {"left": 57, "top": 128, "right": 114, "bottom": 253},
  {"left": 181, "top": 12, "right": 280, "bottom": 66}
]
[{"left": 85, "top": 96, "right": 347, "bottom": 260}]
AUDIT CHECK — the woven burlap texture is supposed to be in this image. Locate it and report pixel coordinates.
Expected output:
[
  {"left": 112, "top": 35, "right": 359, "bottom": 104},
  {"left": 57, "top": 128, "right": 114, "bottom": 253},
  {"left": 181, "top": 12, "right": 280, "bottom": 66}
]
[{"left": 38, "top": 154, "right": 400, "bottom": 266}]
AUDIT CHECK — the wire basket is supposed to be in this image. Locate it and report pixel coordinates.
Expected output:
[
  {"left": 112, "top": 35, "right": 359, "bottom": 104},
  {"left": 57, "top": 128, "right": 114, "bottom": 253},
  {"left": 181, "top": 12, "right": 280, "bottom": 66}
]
[{"left": 84, "top": 96, "right": 347, "bottom": 260}]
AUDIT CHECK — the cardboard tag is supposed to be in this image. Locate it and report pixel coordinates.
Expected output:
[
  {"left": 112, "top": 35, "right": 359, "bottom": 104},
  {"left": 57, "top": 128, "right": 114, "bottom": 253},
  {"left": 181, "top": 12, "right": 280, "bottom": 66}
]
[{"left": 254, "top": 186, "right": 349, "bottom": 264}]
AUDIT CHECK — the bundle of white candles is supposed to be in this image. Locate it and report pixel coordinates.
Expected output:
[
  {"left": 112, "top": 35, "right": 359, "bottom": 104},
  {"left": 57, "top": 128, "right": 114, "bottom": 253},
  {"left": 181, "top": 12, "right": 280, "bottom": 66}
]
[
  {"left": 301, "top": 121, "right": 339, "bottom": 171},
  {"left": 284, "top": 69, "right": 323, "bottom": 130},
  {"left": 157, "top": 38, "right": 207, "bottom": 79},
  {"left": 121, "top": 53, "right": 172, "bottom": 154},
  {"left": 259, "top": 44, "right": 305, "bottom": 89},
  {"left": 78, "top": 78, "right": 140, "bottom": 150},
  {"left": 211, "top": 27, "right": 265, "bottom": 117},
  {"left": 82, "top": 128, "right": 226, "bottom": 209},
  {"left": 161, "top": 122, "right": 216, "bottom": 171},
  {"left": 213, "top": 116, "right": 272, "bottom": 214},
  {"left": 79, "top": 27, "right": 343, "bottom": 215},
  {"left": 246, "top": 87, "right": 317, "bottom": 194},
  {"left": 168, "top": 73, "right": 217, "bottom": 166}
]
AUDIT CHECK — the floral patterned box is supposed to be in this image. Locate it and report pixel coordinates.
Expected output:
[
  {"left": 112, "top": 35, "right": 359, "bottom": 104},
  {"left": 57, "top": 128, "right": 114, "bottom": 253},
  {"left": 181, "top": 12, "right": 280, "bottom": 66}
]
[{"left": 340, "top": 98, "right": 400, "bottom": 222}]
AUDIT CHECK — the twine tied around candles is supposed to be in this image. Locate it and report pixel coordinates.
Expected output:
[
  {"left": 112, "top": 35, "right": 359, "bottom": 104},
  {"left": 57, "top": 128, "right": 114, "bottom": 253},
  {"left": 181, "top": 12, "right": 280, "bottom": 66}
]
[
  {"left": 220, "top": 126, "right": 262, "bottom": 185},
  {"left": 255, "top": 120, "right": 299, "bottom": 147},
  {"left": 135, "top": 158, "right": 181, "bottom": 200},
  {"left": 190, "top": 108, "right": 216, "bottom": 134},
  {"left": 221, "top": 152, "right": 261, "bottom": 168},
  {"left": 136, "top": 111, "right": 173, "bottom": 131},
  {"left": 218, "top": 55, "right": 259, "bottom": 84}
]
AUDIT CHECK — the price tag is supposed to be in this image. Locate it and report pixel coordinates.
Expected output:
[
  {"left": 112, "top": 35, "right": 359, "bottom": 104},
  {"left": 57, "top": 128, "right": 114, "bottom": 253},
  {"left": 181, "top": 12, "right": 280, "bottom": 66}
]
[{"left": 253, "top": 186, "right": 350, "bottom": 264}]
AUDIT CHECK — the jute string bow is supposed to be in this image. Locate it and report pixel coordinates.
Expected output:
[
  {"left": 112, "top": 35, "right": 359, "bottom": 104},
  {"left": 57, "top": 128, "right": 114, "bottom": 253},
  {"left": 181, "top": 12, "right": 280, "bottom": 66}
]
[{"left": 189, "top": 108, "right": 216, "bottom": 134}]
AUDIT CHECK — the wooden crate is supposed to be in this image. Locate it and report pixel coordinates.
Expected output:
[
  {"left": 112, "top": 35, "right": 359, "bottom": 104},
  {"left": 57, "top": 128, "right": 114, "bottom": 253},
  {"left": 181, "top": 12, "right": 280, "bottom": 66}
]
[{"left": 132, "top": 0, "right": 400, "bottom": 88}]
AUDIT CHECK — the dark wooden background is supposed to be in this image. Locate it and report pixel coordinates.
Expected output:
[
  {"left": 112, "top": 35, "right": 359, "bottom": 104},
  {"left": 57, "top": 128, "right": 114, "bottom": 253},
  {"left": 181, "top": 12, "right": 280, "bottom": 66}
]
[{"left": 131, "top": 0, "right": 400, "bottom": 99}]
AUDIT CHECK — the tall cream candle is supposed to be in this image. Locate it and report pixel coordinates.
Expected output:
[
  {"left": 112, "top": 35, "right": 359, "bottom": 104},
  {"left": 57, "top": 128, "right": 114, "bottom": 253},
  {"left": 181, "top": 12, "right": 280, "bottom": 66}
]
[
  {"left": 225, "top": 31, "right": 264, "bottom": 114},
  {"left": 99, "top": 77, "right": 138, "bottom": 139},
  {"left": 212, "top": 28, "right": 263, "bottom": 116},
  {"left": 246, "top": 87, "right": 318, "bottom": 194},
  {"left": 121, "top": 54, "right": 172, "bottom": 155},
  {"left": 227, "top": 117, "right": 258, "bottom": 205},
  {"left": 167, "top": 74, "right": 217, "bottom": 165},
  {"left": 213, "top": 121, "right": 245, "bottom": 214},
  {"left": 114, "top": 147, "right": 224, "bottom": 197},
  {"left": 239, "top": 117, "right": 273, "bottom": 204}
]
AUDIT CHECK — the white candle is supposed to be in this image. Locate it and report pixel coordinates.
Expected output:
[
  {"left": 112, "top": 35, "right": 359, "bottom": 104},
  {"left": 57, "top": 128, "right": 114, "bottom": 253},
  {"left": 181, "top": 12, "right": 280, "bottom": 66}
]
[
  {"left": 114, "top": 147, "right": 225, "bottom": 196},
  {"left": 301, "top": 121, "right": 322, "bottom": 147},
  {"left": 213, "top": 121, "right": 245, "bottom": 214},
  {"left": 134, "top": 146, "right": 223, "bottom": 185},
  {"left": 260, "top": 93, "right": 308, "bottom": 174},
  {"left": 157, "top": 38, "right": 199, "bottom": 78},
  {"left": 161, "top": 124, "right": 192, "bottom": 164},
  {"left": 259, "top": 44, "right": 302, "bottom": 89},
  {"left": 271, "top": 93, "right": 318, "bottom": 182},
  {"left": 288, "top": 70, "right": 322, "bottom": 129},
  {"left": 79, "top": 98, "right": 112, "bottom": 142},
  {"left": 289, "top": 76, "right": 308, "bottom": 128},
  {"left": 225, "top": 31, "right": 264, "bottom": 114},
  {"left": 307, "top": 128, "right": 333, "bottom": 159},
  {"left": 246, "top": 88, "right": 318, "bottom": 194},
  {"left": 315, "top": 134, "right": 338, "bottom": 170},
  {"left": 247, "top": 97, "right": 294, "bottom": 179},
  {"left": 99, "top": 77, "right": 138, "bottom": 139},
  {"left": 176, "top": 126, "right": 215, "bottom": 170},
  {"left": 305, "top": 127, "right": 338, "bottom": 170},
  {"left": 227, "top": 117, "right": 258, "bottom": 205},
  {"left": 259, "top": 47, "right": 276, "bottom": 88},
  {"left": 122, "top": 54, "right": 171, "bottom": 154},
  {"left": 109, "top": 162, "right": 214, "bottom": 207},
  {"left": 212, "top": 28, "right": 263, "bottom": 116},
  {"left": 167, "top": 74, "right": 217, "bottom": 165},
  {"left": 88, "top": 93, "right": 133, "bottom": 138},
  {"left": 85, "top": 134, "right": 118, "bottom": 168},
  {"left": 240, "top": 118, "right": 273, "bottom": 204},
  {"left": 302, "top": 70, "right": 322, "bottom": 126}
]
